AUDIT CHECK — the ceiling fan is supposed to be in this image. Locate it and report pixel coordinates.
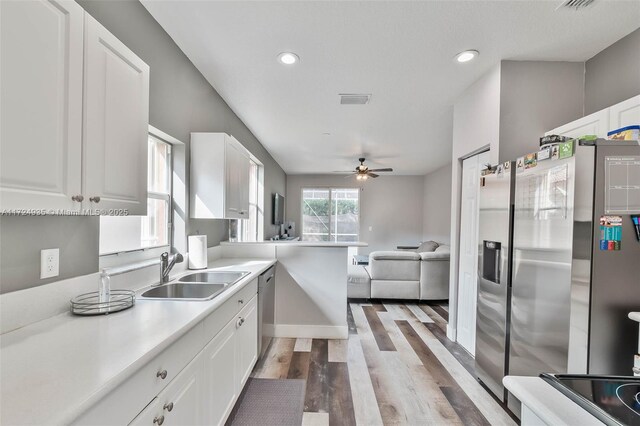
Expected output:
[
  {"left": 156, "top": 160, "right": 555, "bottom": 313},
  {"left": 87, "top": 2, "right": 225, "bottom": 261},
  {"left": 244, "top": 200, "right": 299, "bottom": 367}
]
[{"left": 335, "top": 157, "right": 393, "bottom": 180}]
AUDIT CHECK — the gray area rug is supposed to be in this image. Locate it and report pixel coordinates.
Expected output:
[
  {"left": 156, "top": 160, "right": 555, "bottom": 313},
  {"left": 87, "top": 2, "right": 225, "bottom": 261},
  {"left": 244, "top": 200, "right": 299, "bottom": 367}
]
[{"left": 228, "top": 378, "right": 305, "bottom": 426}]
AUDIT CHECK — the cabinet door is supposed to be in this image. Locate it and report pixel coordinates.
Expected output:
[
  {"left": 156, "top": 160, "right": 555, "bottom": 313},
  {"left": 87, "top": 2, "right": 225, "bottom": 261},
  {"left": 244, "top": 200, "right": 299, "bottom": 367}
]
[
  {"left": 202, "top": 318, "right": 237, "bottom": 426},
  {"left": 236, "top": 296, "right": 258, "bottom": 389},
  {"left": 130, "top": 354, "right": 203, "bottom": 426},
  {"left": 609, "top": 95, "right": 640, "bottom": 130},
  {"left": 237, "top": 150, "right": 251, "bottom": 218},
  {"left": 83, "top": 14, "right": 149, "bottom": 215},
  {"left": 546, "top": 109, "right": 609, "bottom": 139},
  {"left": 0, "top": 0, "right": 83, "bottom": 212},
  {"left": 224, "top": 142, "right": 242, "bottom": 219}
]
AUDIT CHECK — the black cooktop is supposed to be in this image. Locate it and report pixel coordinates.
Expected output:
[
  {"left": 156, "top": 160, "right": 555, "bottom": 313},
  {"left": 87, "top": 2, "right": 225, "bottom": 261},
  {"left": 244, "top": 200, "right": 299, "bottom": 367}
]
[{"left": 541, "top": 373, "right": 640, "bottom": 426}]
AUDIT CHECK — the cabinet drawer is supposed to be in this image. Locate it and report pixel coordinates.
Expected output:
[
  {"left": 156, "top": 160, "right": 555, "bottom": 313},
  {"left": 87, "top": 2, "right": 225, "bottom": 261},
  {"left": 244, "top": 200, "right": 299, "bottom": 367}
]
[
  {"left": 129, "top": 351, "right": 203, "bottom": 426},
  {"left": 203, "top": 279, "right": 257, "bottom": 343},
  {"left": 73, "top": 322, "right": 203, "bottom": 425}
]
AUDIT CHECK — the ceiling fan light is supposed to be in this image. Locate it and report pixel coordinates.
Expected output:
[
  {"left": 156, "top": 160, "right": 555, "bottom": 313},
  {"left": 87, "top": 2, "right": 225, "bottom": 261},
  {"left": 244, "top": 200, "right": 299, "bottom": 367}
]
[{"left": 362, "top": 174, "right": 368, "bottom": 180}]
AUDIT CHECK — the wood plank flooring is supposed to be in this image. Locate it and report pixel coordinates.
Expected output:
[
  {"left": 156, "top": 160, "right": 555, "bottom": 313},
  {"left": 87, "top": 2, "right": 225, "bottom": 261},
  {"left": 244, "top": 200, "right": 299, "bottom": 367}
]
[{"left": 251, "top": 302, "right": 516, "bottom": 426}]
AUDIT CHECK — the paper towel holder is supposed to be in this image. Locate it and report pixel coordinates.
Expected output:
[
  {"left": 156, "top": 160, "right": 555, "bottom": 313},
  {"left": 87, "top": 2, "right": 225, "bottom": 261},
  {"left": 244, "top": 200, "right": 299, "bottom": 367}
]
[{"left": 188, "top": 235, "right": 208, "bottom": 270}]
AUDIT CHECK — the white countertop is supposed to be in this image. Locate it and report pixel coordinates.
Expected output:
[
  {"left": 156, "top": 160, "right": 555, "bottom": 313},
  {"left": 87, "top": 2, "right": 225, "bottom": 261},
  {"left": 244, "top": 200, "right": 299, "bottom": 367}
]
[
  {"left": 0, "top": 258, "right": 275, "bottom": 426},
  {"left": 221, "top": 240, "right": 368, "bottom": 247},
  {"left": 503, "top": 376, "right": 603, "bottom": 425},
  {"left": 629, "top": 312, "right": 640, "bottom": 323}
]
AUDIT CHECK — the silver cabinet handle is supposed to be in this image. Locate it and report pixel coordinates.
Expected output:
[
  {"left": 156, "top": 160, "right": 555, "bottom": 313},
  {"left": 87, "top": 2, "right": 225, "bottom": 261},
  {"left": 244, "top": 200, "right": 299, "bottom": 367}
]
[
  {"left": 163, "top": 402, "right": 174, "bottom": 412},
  {"left": 238, "top": 299, "right": 244, "bottom": 304},
  {"left": 153, "top": 415, "right": 164, "bottom": 425},
  {"left": 89, "top": 196, "right": 101, "bottom": 203},
  {"left": 71, "top": 195, "right": 84, "bottom": 202},
  {"left": 156, "top": 369, "right": 168, "bottom": 379},
  {"left": 237, "top": 317, "right": 245, "bottom": 328}
]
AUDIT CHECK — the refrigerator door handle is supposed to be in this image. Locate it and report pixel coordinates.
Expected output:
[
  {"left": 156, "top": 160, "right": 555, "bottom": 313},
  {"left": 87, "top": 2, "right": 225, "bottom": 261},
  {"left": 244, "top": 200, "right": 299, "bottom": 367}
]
[{"left": 495, "top": 248, "right": 501, "bottom": 285}]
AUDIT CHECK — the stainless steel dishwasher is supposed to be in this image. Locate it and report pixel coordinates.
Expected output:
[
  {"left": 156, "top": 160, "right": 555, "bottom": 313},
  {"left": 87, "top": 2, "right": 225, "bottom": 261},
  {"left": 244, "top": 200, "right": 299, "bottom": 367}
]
[{"left": 257, "top": 266, "right": 275, "bottom": 360}]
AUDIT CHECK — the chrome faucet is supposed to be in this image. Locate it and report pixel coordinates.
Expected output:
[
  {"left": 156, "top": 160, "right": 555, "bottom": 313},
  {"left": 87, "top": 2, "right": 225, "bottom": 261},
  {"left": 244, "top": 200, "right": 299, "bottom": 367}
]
[{"left": 160, "top": 252, "right": 184, "bottom": 284}]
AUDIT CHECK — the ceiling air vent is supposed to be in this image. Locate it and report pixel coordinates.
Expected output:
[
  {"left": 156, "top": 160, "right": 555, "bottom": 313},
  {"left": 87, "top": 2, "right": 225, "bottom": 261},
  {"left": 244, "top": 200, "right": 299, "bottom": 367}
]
[
  {"left": 339, "top": 94, "right": 371, "bottom": 105},
  {"left": 558, "top": 0, "right": 596, "bottom": 10}
]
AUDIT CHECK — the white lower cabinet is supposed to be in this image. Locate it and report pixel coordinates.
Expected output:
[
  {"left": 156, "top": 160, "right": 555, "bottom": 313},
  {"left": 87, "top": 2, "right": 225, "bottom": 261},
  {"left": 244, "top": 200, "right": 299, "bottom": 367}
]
[
  {"left": 78, "top": 283, "right": 259, "bottom": 426},
  {"left": 202, "top": 316, "right": 238, "bottom": 425},
  {"left": 130, "top": 353, "right": 203, "bottom": 426},
  {"left": 236, "top": 297, "right": 259, "bottom": 390}
]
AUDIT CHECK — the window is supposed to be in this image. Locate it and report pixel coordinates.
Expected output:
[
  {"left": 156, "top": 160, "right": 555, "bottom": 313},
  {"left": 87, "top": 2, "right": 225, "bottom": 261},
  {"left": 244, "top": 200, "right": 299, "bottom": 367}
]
[
  {"left": 301, "top": 188, "right": 359, "bottom": 242},
  {"left": 238, "top": 160, "right": 261, "bottom": 242},
  {"left": 99, "top": 135, "right": 172, "bottom": 255}
]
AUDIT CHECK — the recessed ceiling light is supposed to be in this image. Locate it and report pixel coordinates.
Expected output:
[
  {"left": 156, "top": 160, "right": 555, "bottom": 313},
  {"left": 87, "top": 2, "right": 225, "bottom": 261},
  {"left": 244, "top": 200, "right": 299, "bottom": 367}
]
[
  {"left": 455, "top": 50, "right": 479, "bottom": 63},
  {"left": 277, "top": 52, "right": 299, "bottom": 65}
]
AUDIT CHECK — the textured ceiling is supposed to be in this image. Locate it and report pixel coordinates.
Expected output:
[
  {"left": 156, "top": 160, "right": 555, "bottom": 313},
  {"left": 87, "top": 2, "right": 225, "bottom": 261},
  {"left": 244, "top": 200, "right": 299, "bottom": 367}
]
[{"left": 142, "top": 0, "right": 640, "bottom": 174}]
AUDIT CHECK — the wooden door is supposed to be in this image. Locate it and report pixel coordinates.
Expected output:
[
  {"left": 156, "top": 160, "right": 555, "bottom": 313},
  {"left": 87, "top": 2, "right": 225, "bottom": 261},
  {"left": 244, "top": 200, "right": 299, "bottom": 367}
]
[
  {"left": 0, "top": 0, "right": 83, "bottom": 212},
  {"left": 83, "top": 14, "right": 149, "bottom": 215},
  {"left": 457, "top": 150, "right": 490, "bottom": 355}
]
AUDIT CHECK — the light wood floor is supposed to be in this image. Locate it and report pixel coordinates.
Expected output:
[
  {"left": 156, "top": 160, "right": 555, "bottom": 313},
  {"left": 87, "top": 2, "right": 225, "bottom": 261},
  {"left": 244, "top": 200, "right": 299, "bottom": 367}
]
[{"left": 251, "top": 302, "right": 517, "bottom": 426}]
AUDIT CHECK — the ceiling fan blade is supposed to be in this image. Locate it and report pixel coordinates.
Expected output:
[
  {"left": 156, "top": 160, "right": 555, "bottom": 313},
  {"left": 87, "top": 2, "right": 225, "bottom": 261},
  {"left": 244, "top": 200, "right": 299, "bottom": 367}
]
[
  {"left": 368, "top": 168, "right": 393, "bottom": 172},
  {"left": 367, "top": 172, "right": 379, "bottom": 178}
]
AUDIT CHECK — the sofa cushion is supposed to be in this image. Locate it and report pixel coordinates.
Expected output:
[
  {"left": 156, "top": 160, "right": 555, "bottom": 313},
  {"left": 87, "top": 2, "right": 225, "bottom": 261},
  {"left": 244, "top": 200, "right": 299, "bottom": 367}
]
[
  {"left": 434, "top": 245, "right": 450, "bottom": 253},
  {"left": 348, "top": 264, "right": 371, "bottom": 283},
  {"left": 348, "top": 265, "right": 371, "bottom": 299},
  {"left": 417, "top": 240, "right": 439, "bottom": 253},
  {"left": 370, "top": 258, "right": 420, "bottom": 281},
  {"left": 371, "top": 280, "right": 420, "bottom": 299},
  {"left": 370, "top": 251, "right": 420, "bottom": 261}
]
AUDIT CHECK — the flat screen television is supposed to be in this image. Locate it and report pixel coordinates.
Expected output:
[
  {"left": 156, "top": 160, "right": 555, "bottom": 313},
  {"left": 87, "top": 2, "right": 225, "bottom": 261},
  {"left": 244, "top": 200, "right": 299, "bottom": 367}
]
[{"left": 273, "top": 193, "right": 285, "bottom": 225}]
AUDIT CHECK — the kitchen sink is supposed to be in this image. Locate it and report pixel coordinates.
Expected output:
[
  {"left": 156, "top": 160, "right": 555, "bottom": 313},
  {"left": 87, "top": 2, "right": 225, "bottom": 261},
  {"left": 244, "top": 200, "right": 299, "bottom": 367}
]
[
  {"left": 178, "top": 271, "right": 249, "bottom": 284},
  {"left": 140, "top": 283, "right": 227, "bottom": 301}
]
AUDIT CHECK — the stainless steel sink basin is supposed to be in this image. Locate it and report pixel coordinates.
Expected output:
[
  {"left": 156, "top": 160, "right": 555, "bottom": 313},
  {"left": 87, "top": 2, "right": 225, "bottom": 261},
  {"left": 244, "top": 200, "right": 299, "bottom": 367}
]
[
  {"left": 177, "top": 271, "right": 249, "bottom": 284},
  {"left": 140, "top": 283, "right": 227, "bottom": 300}
]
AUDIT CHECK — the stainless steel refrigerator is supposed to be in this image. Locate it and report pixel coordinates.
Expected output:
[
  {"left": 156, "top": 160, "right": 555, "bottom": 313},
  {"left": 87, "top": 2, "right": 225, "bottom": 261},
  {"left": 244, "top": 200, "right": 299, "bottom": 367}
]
[{"left": 475, "top": 139, "right": 640, "bottom": 415}]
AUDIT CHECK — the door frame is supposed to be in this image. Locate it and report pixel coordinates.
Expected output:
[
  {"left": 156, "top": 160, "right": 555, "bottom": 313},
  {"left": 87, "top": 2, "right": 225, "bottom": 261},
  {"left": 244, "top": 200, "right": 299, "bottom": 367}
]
[{"left": 447, "top": 146, "right": 490, "bottom": 345}]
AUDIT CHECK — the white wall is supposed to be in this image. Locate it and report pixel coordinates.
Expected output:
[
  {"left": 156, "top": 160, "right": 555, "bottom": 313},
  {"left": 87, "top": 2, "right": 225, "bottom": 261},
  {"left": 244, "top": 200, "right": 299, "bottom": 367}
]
[
  {"left": 448, "top": 64, "right": 501, "bottom": 338},
  {"left": 422, "top": 163, "right": 452, "bottom": 245},
  {"left": 285, "top": 175, "right": 424, "bottom": 254},
  {"left": 447, "top": 60, "right": 585, "bottom": 340}
]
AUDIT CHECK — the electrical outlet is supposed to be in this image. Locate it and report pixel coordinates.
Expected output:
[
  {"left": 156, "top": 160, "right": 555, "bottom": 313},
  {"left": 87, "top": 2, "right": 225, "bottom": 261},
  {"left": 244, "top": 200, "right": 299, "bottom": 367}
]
[{"left": 40, "top": 248, "right": 59, "bottom": 279}]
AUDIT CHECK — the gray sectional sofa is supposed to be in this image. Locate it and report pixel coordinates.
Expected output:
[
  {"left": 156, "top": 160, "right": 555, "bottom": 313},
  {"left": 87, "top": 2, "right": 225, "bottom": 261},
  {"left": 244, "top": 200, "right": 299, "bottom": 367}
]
[{"left": 347, "top": 241, "right": 450, "bottom": 300}]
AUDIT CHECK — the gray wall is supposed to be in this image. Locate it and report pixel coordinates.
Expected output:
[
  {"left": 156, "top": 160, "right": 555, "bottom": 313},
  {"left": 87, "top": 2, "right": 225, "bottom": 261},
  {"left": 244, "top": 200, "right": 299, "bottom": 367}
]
[
  {"left": 285, "top": 175, "right": 424, "bottom": 254},
  {"left": 0, "top": 0, "right": 286, "bottom": 293},
  {"left": 422, "top": 163, "right": 452, "bottom": 245},
  {"left": 585, "top": 28, "right": 640, "bottom": 115},
  {"left": 499, "top": 61, "right": 585, "bottom": 163}
]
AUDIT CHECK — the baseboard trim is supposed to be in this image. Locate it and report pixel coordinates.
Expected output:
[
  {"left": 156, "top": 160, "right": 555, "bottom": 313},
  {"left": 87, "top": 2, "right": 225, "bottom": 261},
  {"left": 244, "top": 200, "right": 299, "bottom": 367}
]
[{"left": 273, "top": 324, "right": 348, "bottom": 339}]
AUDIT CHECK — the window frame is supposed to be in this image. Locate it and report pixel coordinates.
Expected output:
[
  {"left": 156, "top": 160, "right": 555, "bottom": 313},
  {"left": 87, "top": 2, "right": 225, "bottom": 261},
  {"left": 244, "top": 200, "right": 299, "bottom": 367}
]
[
  {"left": 238, "top": 157, "right": 264, "bottom": 242},
  {"left": 300, "top": 186, "right": 361, "bottom": 242},
  {"left": 144, "top": 134, "right": 173, "bottom": 251},
  {"left": 99, "top": 126, "right": 182, "bottom": 266}
]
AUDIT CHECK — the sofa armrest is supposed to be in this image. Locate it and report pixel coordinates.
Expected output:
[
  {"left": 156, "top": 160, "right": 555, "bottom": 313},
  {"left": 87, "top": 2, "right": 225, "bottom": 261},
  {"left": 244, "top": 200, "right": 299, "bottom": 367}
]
[
  {"left": 370, "top": 251, "right": 420, "bottom": 261},
  {"left": 419, "top": 251, "right": 450, "bottom": 261}
]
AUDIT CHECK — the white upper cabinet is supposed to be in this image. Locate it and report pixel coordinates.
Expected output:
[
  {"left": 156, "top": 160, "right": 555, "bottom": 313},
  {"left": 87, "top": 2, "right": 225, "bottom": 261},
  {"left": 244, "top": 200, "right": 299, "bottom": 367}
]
[
  {"left": 546, "top": 109, "right": 609, "bottom": 139},
  {"left": 0, "top": 0, "right": 84, "bottom": 212},
  {"left": 190, "top": 133, "right": 250, "bottom": 219},
  {"left": 608, "top": 94, "right": 640, "bottom": 131},
  {"left": 0, "top": 3, "right": 149, "bottom": 215},
  {"left": 83, "top": 15, "right": 149, "bottom": 215},
  {"left": 546, "top": 95, "right": 640, "bottom": 140}
]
